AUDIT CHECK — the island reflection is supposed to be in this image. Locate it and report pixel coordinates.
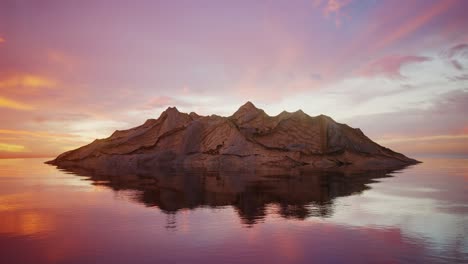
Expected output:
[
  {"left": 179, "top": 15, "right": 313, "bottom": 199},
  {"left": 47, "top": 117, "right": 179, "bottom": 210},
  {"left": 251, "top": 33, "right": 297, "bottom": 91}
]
[{"left": 57, "top": 166, "right": 404, "bottom": 226}]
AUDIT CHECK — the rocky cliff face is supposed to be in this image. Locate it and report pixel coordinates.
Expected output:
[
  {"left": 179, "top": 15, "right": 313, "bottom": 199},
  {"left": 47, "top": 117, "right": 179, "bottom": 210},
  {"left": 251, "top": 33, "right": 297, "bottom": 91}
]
[{"left": 47, "top": 102, "right": 419, "bottom": 172}]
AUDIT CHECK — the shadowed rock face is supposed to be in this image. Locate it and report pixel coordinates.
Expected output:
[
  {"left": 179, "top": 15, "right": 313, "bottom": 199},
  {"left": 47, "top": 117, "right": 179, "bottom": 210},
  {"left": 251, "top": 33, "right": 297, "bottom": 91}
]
[{"left": 47, "top": 102, "right": 419, "bottom": 172}]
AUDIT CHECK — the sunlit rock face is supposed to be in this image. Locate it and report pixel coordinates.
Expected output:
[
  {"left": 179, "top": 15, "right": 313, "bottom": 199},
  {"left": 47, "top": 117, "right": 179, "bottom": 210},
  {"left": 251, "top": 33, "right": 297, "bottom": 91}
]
[{"left": 47, "top": 102, "right": 419, "bottom": 172}]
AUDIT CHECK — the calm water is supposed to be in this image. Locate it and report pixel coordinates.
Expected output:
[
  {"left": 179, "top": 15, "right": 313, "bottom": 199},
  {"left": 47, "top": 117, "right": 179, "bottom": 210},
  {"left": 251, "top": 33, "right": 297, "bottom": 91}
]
[{"left": 0, "top": 158, "right": 466, "bottom": 263}]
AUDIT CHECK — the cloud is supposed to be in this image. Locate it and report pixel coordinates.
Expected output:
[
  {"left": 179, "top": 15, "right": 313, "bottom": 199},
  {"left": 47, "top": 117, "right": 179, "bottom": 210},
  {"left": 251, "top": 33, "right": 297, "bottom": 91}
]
[
  {"left": 141, "top": 96, "right": 192, "bottom": 110},
  {"left": 0, "top": 74, "right": 56, "bottom": 89},
  {"left": 372, "top": 0, "right": 457, "bottom": 52},
  {"left": 450, "top": 60, "right": 463, "bottom": 70},
  {"left": 359, "top": 55, "right": 431, "bottom": 79},
  {"left": 0, "top": 129, "right": 78, "bottom": 139},
  {"left": 443, "top": 43, "right": 468, "bottom": 58},
  {"left": 0, "top": 37, "right": 5, "bottom": 43},
  {"left": 0, "top": 73, "right": 59, "bottom": 111},
  {"left": 449, "top": 73, "right": 468, "bottom": 81},
  {"left": 314, "top": 0, "right": 352, "bottom": 26},
  {"left": 144, "top": 96, "right": 176, "bottom": 109},
  {"left": 320, "top": 1, "right": 468, "bottom": 80},
  {"left": 0, "top": 132, "right": 72, "bottom": 158},
  {"left": 47, "top": 50, "right": 80, "bottom": 71},
  {"left": 440, "top": 43, "right": 468, "bottom": 71},
  {"left": 310, "top": 73, "right": 323, "bottom": 81},
  {"left": 0, "top": 143, "right": 25, "bottom": 153},
  {"left": 0, "top": 73, "right": 64, "bottom": 111},
  {"left": 0, "top": 129, "right": 87, "bottom": 158},
  {"left": 342, "top": 88, "right": 468, "bottom": 155},
  {"left": 347, "top": 84, "right": 416, "bottom": 104},
  {"left": 32, "top": 113, "right": 91, "bottom": 123},
  {"left": 379, "top": 135, "right": 468, "bottom": 156},
  {"left": 323, "top": 0, "right": 351, "bottom": 16},
  {"left": 0, "top": 96, "right": 33, "bottom": 111},
  {"left": 378, "top": 134, "right": 468, "bottom": 144},
  {"left": 344, "top": 88, "right": 468, "bottom": 138}
]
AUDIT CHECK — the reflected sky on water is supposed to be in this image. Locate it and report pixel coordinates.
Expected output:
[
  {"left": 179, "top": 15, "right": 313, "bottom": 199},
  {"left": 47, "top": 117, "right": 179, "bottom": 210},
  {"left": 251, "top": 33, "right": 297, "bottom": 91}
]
[{"left": 0, "top": 158, "right": 466, "bottom": 263}]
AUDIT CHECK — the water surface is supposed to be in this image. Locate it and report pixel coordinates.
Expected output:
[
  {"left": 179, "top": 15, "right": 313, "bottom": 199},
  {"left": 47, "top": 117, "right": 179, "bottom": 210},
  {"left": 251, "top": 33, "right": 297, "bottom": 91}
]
[{"left": 0, "top": 158, "right": 466, "bottom": 263}]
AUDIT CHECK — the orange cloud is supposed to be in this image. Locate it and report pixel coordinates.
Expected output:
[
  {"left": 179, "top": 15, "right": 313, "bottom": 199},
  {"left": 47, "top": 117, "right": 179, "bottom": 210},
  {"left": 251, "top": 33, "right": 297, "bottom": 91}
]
[
  {"left": 377, "top": 134, "right": 468, "bottom": 144},
  {"left": 0, "top": 74, "right": 56, "bottom": 89},
  {"left": 0, "top": 96, "right": 33, "bottom": 110},
  {"left": 0, "top": 74, "right": 58, "bottom": 108},
  {"left": 0, "top": 37, "right": 5, "bottom": 43},
  {"left": 0, "top": 129, "right": 77, "bottom": 139},
  {"left": 0, "top": 143, "right": 25, "bottom": 152},
  {"left": 0, "top": 129, "right": 87, "bottom": 158},
  {"left": 379, "top": 134, "right": 468, "bottom": 156}
]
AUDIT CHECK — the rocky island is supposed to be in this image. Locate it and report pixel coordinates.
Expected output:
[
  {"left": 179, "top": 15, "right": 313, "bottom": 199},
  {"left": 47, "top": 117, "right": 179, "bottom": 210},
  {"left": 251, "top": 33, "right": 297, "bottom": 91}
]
[{"left": 47, "top": 102, "right": 419, "bottom": 173}]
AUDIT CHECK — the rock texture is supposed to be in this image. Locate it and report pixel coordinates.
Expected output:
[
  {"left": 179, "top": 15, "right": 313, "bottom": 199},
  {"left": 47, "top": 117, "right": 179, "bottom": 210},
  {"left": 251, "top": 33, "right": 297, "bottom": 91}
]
[{"left": 47, "top": 102, "right": 419, "bottom": 172}]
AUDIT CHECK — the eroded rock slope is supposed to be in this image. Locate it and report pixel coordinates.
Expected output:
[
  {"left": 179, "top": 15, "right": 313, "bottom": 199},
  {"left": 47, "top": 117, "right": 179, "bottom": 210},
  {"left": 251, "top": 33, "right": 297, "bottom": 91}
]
[{"left": 47, "top": 102, "right": 419, "bottom": 172}]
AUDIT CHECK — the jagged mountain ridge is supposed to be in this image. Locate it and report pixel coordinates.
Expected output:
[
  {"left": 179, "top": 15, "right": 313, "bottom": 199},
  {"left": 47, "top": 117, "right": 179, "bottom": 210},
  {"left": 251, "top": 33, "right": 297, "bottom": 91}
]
[{"left": 47, "top": 102, "right": 419, "bottom": 171}]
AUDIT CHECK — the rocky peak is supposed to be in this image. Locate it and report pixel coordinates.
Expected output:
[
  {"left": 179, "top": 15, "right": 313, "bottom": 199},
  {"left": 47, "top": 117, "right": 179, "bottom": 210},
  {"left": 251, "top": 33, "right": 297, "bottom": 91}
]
[
  {"left": 158, "top": 106, "right": 188, "bottom": 121},
  {"left": 189, "top": 112, "right": 202, "bottom": 119},
  {"left": 292, "top": 109, "right": 308, "bottom": 118},
  {"left": 231, "top": 101, "right": 266, "bottom": 125},
  {"left": 156, "top": 106, "right": 192, "bottom": 135},
  {"left": 161, "top": 106, "right": 180, "bottom": 116},
  {"left": 239, "top": 101, "right": 257, "bottom": 110},
  {"left": 316, "top": 114, "right": 335, "bottom": 123},
  {"left": 235, "top": 101, "right": 262, "bottom": 113}
]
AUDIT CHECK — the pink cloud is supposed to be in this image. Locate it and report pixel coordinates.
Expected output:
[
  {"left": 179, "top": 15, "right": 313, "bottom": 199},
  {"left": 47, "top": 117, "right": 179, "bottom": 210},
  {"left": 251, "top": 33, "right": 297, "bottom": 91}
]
[
  {"left": 314, "top": 0, "right": 352, "bottom": 26},
  {"left": 322, "top": 1, "right": 466, "bottom": 80},
  {"left": 142, "top": 96, "right": 192, "bottom": 110},
  {"left": 47, "top": 50, "right": 81, "bottom": 72},
  {"left": 143, "top": 96, "right": 177, "bottom": 110},
  {"left": 359, "top": 55, "right": 431, "bottom": 79},
  {"left": 371, "top": 0, "right": 457, "bottom": 53}
]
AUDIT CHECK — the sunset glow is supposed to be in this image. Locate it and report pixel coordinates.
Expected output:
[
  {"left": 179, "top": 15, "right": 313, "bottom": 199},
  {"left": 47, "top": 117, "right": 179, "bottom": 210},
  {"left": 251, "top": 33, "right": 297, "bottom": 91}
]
[{"left": 1, "top": 0, "right": 467, "bottom": 158}]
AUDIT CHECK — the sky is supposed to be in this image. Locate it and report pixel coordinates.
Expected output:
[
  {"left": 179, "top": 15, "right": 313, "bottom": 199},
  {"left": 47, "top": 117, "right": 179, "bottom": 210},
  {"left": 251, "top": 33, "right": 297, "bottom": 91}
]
[{"left": 0, "top": 0, "right": 467, "bottom": 158}]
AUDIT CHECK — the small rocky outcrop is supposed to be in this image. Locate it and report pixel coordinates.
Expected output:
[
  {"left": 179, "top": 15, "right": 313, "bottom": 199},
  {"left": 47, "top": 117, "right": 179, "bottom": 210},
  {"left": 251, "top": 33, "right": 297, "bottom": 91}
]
[{"left": 46, "top": 102, "right": 419, "bottom": 172}]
